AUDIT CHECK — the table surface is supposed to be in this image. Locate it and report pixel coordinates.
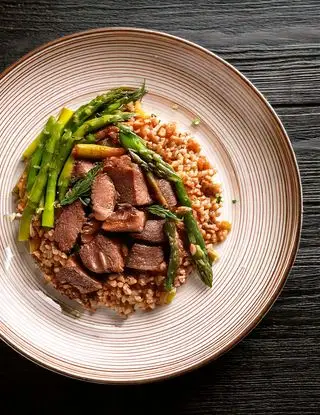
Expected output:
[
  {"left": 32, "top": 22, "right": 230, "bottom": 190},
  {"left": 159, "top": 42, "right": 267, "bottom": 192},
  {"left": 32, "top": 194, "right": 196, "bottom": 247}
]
[{"left": 1, "top": 1, "right": 319, "bottom": 414}]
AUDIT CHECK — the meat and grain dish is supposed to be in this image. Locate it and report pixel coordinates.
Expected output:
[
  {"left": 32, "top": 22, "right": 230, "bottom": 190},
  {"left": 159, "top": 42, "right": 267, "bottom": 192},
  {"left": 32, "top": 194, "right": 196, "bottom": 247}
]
[{"left": 14, "top": 83, "right": 231, "bottom": 316}]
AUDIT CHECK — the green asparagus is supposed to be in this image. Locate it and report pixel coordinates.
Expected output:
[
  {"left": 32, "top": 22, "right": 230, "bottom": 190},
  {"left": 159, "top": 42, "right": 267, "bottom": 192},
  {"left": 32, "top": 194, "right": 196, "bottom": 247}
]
[
  {"left": 73, "top": 112, "right": 134, "bottom": 139},
  {"left": 174, "top": 178, "right": 213, "bottom": 286},
  {"left": 119, "top": 125, "right": 213, "bottom": 287},
  {"left": 26, "top": 116, "right": 55, "bottom": 193},
  {"left": 119, "top": 125, "right": 181, "bottom": 182},
  {"left": 164, "top": 220, "right": 180, "bottom": 291},
  {"left": 19, "top": 118, "right": 59, "bottom": 240},
  {"left": 100, "top": 82, "right": 146, "bottom": 115},
  {"left": 183, "top": 211, "right": 212, "bottom": 287},
  {"left": 41, "top": 109, "right": 74, "bottom": 227},
  {"left": 67, "top": 87, "right": 135, "bottom": 132},
  {"left": 54, "top": 154, "right": 75, "bottom": 205}
]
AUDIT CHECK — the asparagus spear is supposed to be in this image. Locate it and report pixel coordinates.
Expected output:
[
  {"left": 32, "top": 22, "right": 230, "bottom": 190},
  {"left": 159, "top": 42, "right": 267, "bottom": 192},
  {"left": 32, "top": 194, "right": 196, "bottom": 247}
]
[
  {"left": 73, "top": 112, "right": 134, "bottom": 139},
  {"left": 26, "top": 116, "right": 55, "bottom": 193},
  {"left": 72, "top": 144, "right": 126, "bottom": 160},
  {"left": 119, "top": 125, "right": 181, "bottom": 182},
  {"left": 19, "top": 118, "right": 58, "bottom": 240},
  {"left": 54, "top": 154, "right": 75, "bottom": 205},
  {"left": 119, "top": 125, "right": 213, "bottom": 287},
  {"left": 100, "top": 82, "right": 146, "bottom": 115},
  {"left": 164, "top": 220, "right": 180, "bottom": 291},
  {"left": 67, "top": 87, "right": 135, "bottom": 131},
  {"left": 41, "top": 109, "right": 74, "bottom": 227},
  {"left": 23, "top": 132, "right": 43, "bottom": 160},
  {"left": 174, "top": 178, "right": 213, "bottom": 286},
  {"left": 183, "top": 211, "right": 213, "bottom": 287}
]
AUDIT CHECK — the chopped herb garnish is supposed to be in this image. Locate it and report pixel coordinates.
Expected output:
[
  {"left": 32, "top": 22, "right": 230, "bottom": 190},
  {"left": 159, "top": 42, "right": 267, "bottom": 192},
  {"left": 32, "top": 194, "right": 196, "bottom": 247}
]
[
  {"left": 215, "top": 193, "right": 223, "bottom": 204},
  {"left": 191, "top": 117, "right": 201, "bottom": 126},
  {"left": 60, "top": 163, "right": 102, "bottom": 206}
]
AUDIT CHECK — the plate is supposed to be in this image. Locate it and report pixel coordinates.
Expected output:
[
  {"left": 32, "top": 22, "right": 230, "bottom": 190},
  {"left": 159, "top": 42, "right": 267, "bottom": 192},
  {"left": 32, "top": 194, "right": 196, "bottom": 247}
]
[{"left": 0, "top": 28, "right": 302, "bottom": 383}]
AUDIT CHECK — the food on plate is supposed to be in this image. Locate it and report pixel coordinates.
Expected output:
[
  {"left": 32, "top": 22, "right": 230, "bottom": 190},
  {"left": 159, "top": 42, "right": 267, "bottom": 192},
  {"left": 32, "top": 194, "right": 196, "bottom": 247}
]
[{"left": 13, "top": 83, "right": 231, "bottom": 316}]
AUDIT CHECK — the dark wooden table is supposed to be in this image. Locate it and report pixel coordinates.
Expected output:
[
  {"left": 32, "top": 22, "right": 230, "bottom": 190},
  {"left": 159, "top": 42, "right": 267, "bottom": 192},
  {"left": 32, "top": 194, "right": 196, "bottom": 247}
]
[{"left": 1, "top": 1, "right": 319, "bottom": 414}]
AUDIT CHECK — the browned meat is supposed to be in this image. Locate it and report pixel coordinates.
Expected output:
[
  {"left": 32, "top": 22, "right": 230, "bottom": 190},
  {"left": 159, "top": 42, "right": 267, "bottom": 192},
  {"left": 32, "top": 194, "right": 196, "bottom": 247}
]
[
  {"left": 96, "top": 125, "right": 119, "bottom": 145},
  {"left": 157, "top": 179, "right": 177, "bottom": 207},
  {"left": 55, "top": 257, "right": 102, "bottom": 294},
  {"left": 102, "top": 204, "right": 146, "bottom": 233},
  {"left": 132, "top": 220, "right": 166, "bottom": 244},
  {"left": 72, "top": 160, "right": 95, "bottom": 179},
  {"left": 91, "top": 173, "right": 117, "bottom": 221},
  {"left": 80, "top": 234, "right": 125, "bottom": 274},
  {"left": 126, "top": 244, "right": 166, "bottom": 272},
  {"left": 54, "top": 200, "right": 86, "bottom": 252},
  {"left": 104, "top": 155, "right": 152, "bottom": 206},
  {"left": 81, "top": 217, "right": 101, "bottom": 244}
]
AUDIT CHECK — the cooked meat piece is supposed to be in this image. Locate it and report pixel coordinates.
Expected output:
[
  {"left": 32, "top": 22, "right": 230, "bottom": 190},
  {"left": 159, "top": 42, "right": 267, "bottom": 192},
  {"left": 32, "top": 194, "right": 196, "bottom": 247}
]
[
  {"left": 132, "top": 220, "right": 166, "bottom": 243},
  {"left": 102, "top": 204, "right": 146, "bottom": 233},
  {"left": 54, "top": 200, "right": 86, "bottom": 252},
  {"left": 104, "top": 155, "right": 152, "bottom": 206},
  {"left": 55, "top": 257, "right": 102, "bottom": 294},
  {"left": 80, "top": 234, "right": 125, "bottom": 274},
  {"left": 96, "top": 125, "right": 120, "bottom": 145},
  {"left": 91, "top": 173, "right": 117, "bottom": 221},
  {"left": 72, "top": 160, "right": 95, "bottom": 179},
  {"left": 157, "top": 179, "right": 177, "bottom": 207},
  {"left": 126, "top": 244, "right": 166, "bottom": 272},
  {"left": 81, "top": 217, "right": 101, "bottom": 244}
]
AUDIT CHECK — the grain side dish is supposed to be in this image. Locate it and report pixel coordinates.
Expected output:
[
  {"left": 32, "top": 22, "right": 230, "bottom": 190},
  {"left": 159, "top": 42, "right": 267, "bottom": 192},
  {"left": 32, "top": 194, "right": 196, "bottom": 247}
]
[{"left": 13, "top": 83, "right": 231, "bottom": 316}]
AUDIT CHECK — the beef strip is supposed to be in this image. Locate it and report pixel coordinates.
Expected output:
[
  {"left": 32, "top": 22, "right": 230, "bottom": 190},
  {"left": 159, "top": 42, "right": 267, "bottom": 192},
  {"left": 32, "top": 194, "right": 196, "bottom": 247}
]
[
  {"left": 80, "top": 234, "right": 125, "bottom": 274},
  {"left": 81, "top": 217, "right": 101, "bottom": 244},
  {"left": 157, "top": 179, "right": 177, "bottom": 207},
  {"left": 96, "top": 125, "right": 119, "bottom": 145},
  {"left": 126, "top": 244, "right": 166, "bottom": 272},
  {"left": 91, "top": 173, "right": 117, "bottom": 221},
  {"left": 72, "top": 160, "right": 95, "bottom": 179},
  {"left": 54, "top": 200, "right": 86, "bottom": 252},
  {"left": 104, "top": 155, "right": 152, "bottom": 206},
  {"left": 55, "top": 257, "right": 102, "bottom": 294},
  {"left": 102, "top": 204, "right": 146, "bottom": 233},
  {"left": 132, "top": 220, "right": 166, "bottom": 243}
]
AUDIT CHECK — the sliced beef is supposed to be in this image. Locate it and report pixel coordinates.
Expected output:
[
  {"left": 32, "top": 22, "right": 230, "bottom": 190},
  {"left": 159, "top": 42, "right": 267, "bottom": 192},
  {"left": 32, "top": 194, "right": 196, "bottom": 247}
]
[
  {"left": 81, "top": 217, "right": 101, "bottom": 244},
  {"left": 80, "top": 234, "right": 125, "bottom": 274},
  {"left": 96, "top": 125, "right": 119, "bottom": 145},
  {"left": 102, "top": 204, "right": 146, "bottom": 233},
  {"left": 55, "top": 257, "right": 102, "bottom": 294},
  {"left": 126, "top": 244, "right": 166, "bottom": 272},
  {"left": 54, "top": 200, "right": 86, "bottom": 252},
  {"left": 157, "top": 179, "right": 177, "bottom": 207},
  {"left": 104, "top": 155, "right": 152, "bottom": 206},
  {"left": 132, "top": 220, "right": 166, "bottom": 244},
  {"left": 72, "top": 160, "right": 95, "bottom": 179},
  {"left": 91, "top": 173, "right": 117, "bottom": 221}
]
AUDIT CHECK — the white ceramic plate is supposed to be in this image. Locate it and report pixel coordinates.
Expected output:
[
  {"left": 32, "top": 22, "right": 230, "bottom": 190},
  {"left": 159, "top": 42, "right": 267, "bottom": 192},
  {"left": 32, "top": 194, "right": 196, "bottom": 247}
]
[{"left": 0, "top": 28, "right": 302, "bottom": 383}]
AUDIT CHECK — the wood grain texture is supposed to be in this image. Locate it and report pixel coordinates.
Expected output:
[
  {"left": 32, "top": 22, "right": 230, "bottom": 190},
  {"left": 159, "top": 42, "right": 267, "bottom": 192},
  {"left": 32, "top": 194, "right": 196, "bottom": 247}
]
[{"left": 0, "top": 1, "right": 319, "bottom": 414}]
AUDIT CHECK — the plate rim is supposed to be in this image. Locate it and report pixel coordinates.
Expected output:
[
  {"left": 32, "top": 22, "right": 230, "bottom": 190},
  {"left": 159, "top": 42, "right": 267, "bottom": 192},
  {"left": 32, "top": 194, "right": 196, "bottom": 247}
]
[{"left": 0, "top": 27, "right": 303, "bottom": 384}]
